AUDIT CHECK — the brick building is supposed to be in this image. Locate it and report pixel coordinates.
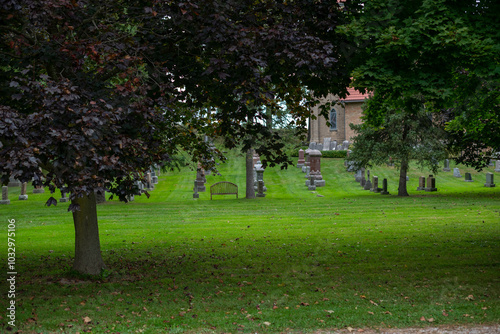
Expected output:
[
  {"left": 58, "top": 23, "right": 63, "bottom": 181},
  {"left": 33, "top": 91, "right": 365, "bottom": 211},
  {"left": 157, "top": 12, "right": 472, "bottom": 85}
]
[{"left": 309, "top": 87, "right": 370, "bottom": 144}]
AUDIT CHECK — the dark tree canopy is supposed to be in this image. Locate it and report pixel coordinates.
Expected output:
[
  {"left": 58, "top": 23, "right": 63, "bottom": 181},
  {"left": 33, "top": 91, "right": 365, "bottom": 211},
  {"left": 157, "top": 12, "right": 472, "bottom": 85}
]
[
  {"left": 0, "top": 0, "right": 352, "bottom": 274},
  {"left": 341, "top": 0, "right": 500, "bottom": 170}
]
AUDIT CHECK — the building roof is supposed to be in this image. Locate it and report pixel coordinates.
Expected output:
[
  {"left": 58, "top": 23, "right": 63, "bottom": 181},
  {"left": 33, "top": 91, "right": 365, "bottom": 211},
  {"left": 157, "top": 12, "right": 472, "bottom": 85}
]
[{"left": 341, "top": 87, "right": 371, "bottom": 103}]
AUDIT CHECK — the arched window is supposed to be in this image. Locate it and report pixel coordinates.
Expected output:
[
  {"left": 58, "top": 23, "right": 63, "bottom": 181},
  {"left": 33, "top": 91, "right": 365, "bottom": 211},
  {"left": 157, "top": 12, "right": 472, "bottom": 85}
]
[{"left": 329, "top": 107, "right": 337, "bottom": 131}]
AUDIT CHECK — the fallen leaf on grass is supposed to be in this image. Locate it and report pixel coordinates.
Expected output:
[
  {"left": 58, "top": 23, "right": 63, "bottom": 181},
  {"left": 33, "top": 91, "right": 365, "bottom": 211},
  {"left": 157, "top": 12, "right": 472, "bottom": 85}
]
[
  {"left": 83, "top": 316, "right": 91, "bottom": 324},
  {"left": 347, "top": 327, "right": 354, "bottom": 333},
  {"left": 367, "top": 311, "right": 374, "bottom": 315},
  {"left": 420, "top": 316, "right": 426, "bottom": 321},
  {"left": 263, "top": 321, "right": 271, "bottom": 326}
]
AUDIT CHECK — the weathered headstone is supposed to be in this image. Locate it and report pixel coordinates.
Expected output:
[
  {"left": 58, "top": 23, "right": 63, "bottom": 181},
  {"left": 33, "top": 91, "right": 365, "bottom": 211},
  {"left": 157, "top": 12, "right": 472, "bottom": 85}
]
[
  {"left": 302, "top": 149, "right": 311, "bottom": 173},
  {"left": 336, "top": 144, "right": 342, "bottom": 151},
  {"left": 60, "top": 191, "right": 69, "bottom": 203},
  {"left": 151, "top": 169, "right": 159, "bottom": 184},
  {"left": 146, "top": 172, "right": 154, "bottom": 191},
  {"left": 95, "top": 189, "right": 106, "bottom": 204},
  {"left": 360, "top": 167, "right": 366, "bottom": 187},
  {"left": 1, "top": 186, "right": 10, "bottom": 204},
  {"left": 309, "top": 150, "right": 325, "bottom": 187},
  {"left": 195, "top": 167, "right": 206, "bottom": 192},
  {"left": 495, "top": 160, "right": 500, "bottom": 173},
  {"left": 330, "top": 140, "right": 338, "bottom": 151},
  {"left": 193, "top": 180, "right": 199, "bottom": 199},
  {"left": 484, "top": 173, "right": 496, "bottom": 187},
  {"left": 464, "top": 172, "right": 473, "bottom": 182},
  {"left": 380, "top": 179, "right": 390, "bottom": 195},
  {"left": 355, "top": 169, "right": 363, "bottom": 182},
  {"left": 342, "top": 140, "right": 350, "bottom": 150},
  {"left": 308, "top": 175, "right": 316, "bottom": 191},
  {"left": 19, "top": 182, "right": 28, "bottom": 200},
  {"left": 417, "top": 176, "right": 426, "bottom": 191},
  {"left": 425, "top": 175, "right": 437, "bottom": 192},
  {"left": 297, "top": 149, "right": 305, "bottom": 168},
  {"left": 453, "top": 168, "right": 461, "bottom": 178},
  {"left": 371, "top": 176, "right": 381, "bottom": 193},
  {"left": 33, "top": 185, "right": 45, "bottom": 194},
  {"left": 8, "top": 176, "right": 21, "bottom": 187},
  {"left": 316, "top": 143, "right": 323, "bottom": 151},
  {"left": 323, "top": 138, "right": 331, "bottom": 151},
  {"left": 443, "top": 159, "right": 451, "bottom": 172},
  {"left": 256, "top": 180, "right": 266, "bottom": 197},
  {"left": 363, "top": 170, "right": 372, "bottom": 190},
  {"left": 308, "top": 142, "right": 317, "bottom": 150}
]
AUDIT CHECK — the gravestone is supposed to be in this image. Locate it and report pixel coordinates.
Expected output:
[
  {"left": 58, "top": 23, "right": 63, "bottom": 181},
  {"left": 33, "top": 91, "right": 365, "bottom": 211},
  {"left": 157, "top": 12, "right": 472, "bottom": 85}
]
[
  {"left": 126, "top": 194, "right": 135, "bottom": 202},
  {"left": 417, "top": 176, "right": 426, "bottom": 191},
  {"left": 60, "top": 191, "right": 69, "bottom": 203},
  {"left": 336, "top": 144, "right": 342, "bottom": 151},
  {"left": 255, "top": 167, "right": 267, "bottom": 192},
  {"left": 464, "top": 173, "right": 473, "bottom": 182},
  {"left": 309, "top": 150, "right": 325, "bottom": 187},
  {"left": 360, "top": 167, "right": 366, "bottom": 187},
  {"left": 304, "top": 166, "right": 311, "bottom": 178},
  {"left": 484, "top": 173, "right": 495, "bottom": 187},
  {"left": 8, "top": 176, "right": 21, "bottom": 187},
  {"left": 253, "top": 152, "right": 260, "bottom": 167},
  {"left": 316, "top": 143, "right": 323, "bottom": 151},
  {"left": 323, "top": 138, "right": 331, "bottom": 151},
  {"left": 302, "top": 149, "right": 311, "bottom": 173},
  {"left": 363, "top": 170, "right": 372, "bottom": 190},
  {"left": 19, "top": 182, "right": 28, "bottom": 200},
  {"left": 95, "top": 189, "right": 106, "bottom": 204},
  {"left": 195, "top": 168, "right": 206, "bottom": 192},
  {"left": 453, "top": 168, "right": 461, "bottom": 178},
  {"left": 146, "top": 172, "right": 154, "bottom": 191},
  {"left": 33, "top": 185, "right": 45, "bottom": 194},
  {"left": 443, "top": 159, "right": 451, "bottom": 172},
  {"left": 330, "top": 140, "right": 338, "bottom": 151},
  {"left": 425, "top": 175, "right": 437, "bottom": 192},
  {"left": 380, "top": 179, "right": 390, "bottom": 195},
  {"left": 495, "top": 160, "right": 500, "bottom": 173},
  {"left": 256, "top": 180, "right": 266, "bottom": 197},
  {"left": 355, "top": 169, "right": 363, "bottom": 182},
  {"left": 371, "top": 176, "right": 381, "bottom": 193},
  {"left": 151, "top": 169, "right": 159, "bottom": 184},
  {"left": 342, "top": 140, "right": 350, "bottom": 150},
  {"left": 308, "top": 175, "right": 316, "bottom": 191},
  {"left": 297, "top": 149, "right": 305, "bottom": 168},
  {"left": 309, "top": 142, "right": 317, "bottom": 150},
  {"left": 1, "top": 186, "right": 10, "bottom": 204},
  {"left": 193, "top": 180, "right": 199, "bottom": 199}
]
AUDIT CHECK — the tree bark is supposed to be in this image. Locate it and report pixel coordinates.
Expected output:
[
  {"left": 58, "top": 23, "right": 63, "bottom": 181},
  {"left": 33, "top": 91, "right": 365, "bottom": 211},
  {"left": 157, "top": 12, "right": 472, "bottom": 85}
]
[
  {"left": 398, "top": 159, "right": 410, "bottom": 196},
  {"left": 246, "top": 148, "right": 256, "bottom": 199},
  {"left": 72, "top": 192, "right": 106, "bottom": 275}
]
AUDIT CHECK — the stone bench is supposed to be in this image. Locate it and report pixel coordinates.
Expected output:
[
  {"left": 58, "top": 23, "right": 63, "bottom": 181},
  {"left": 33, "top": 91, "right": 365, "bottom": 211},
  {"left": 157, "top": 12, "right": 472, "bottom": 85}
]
[{"left": 210, "top": 182, "right": 238, "bottom": 200}]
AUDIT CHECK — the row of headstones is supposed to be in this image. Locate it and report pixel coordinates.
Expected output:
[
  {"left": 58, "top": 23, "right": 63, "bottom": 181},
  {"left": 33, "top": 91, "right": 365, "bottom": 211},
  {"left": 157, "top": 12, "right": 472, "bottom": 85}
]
[
  {"left": 355, "top": 168, "right": 391, "bottom": 194},
  {"left": 296, "top": 149, "right": 326, "bottom": 190},
  {"left": 443, "top": 159, "right": 500, "bottom": 174},
  {"left": 1, "top": 169, "right": 160, "bottom": 204},
  {"left": 309, "top": 139, "right": 350, "bottom": 152}
]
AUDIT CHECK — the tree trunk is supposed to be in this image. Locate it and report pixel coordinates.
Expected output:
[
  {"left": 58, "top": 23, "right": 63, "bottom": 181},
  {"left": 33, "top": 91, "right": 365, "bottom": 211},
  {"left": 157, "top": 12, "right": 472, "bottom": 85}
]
[
  {"left": 398, "top": 159, "right": 409, "bottom": 196},
  {"left": 72, "top": 192, "right": 106, "bottom": 275},
  {"left": 246, "top": 148, "right": 256, "bottom": 199}
]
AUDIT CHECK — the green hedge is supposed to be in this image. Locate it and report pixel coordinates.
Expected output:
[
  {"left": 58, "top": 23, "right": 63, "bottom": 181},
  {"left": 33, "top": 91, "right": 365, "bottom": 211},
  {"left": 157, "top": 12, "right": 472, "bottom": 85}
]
[{"left": 290, "top": 149, "right": 347, "bottom": 159}]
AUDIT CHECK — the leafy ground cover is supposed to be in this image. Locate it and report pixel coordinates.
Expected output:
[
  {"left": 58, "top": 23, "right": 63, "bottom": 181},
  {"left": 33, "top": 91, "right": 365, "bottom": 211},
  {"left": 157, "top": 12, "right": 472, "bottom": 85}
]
[{"left": 1, "top": 153, "right": 499, "bottom": 333}]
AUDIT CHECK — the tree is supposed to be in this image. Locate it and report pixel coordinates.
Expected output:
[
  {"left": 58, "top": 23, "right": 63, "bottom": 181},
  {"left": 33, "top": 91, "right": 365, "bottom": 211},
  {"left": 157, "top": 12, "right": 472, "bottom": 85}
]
[
  {"left": 348, "top": 96, "right": 446, "bottom": 196},
  {"left": 340, "top": 0, "right": 500, "bottom": 171},
  {"left": 1, "top": 0, "right": 352, "bottom": 274}
]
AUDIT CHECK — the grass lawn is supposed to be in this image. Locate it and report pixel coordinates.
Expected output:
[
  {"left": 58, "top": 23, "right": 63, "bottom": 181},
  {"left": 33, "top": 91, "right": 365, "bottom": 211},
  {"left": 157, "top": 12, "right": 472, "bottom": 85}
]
[{"left": 1, "top": 152, "right": 499, "bottom": 333}]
